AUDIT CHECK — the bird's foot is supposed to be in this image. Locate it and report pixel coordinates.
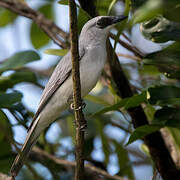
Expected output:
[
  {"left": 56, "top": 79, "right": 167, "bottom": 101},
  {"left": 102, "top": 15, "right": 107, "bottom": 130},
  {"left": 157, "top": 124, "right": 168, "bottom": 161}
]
[{"left": 70, "top": 100, "right": 86, "bottom": 111}]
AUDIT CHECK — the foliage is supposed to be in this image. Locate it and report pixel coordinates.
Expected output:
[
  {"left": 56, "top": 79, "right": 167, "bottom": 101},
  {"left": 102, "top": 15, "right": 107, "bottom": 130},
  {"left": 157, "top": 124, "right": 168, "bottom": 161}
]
[{"left": 0, "top": 0, "right": 179, "bottom": 179}]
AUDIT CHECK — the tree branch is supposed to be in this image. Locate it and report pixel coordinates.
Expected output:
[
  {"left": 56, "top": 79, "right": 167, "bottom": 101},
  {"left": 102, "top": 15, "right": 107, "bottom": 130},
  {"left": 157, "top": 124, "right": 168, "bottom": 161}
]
[
  {"left": 29, "top": 147, "right": 126, "bottom": 180},
  {"left": 68, "top": 1, "right": 86, "bottom": 180},
  {"left": 0, "top": 0, "right": 69, "bottom": 49}
]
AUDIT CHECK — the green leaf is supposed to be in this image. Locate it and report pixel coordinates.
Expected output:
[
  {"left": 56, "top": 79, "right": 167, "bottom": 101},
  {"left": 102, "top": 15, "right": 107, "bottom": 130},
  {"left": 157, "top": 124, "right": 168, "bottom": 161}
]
[
  {"left": 0, "top": 110, "right": 13, "bottom": 141},
  {"left": 153, "top": 107, "right": 180, "bottom": 129},
  {"left": 163, "top": 0, "right": 180, "bottom": 22},
  {"left": 95, "top": 118, "right": 111, "bottom": 164},
  {"left": 30, "top": 4, "right": 54, "bottom": 49},
  {"left": 0, "top": 71, "right": 37, "bottom": 91},
  {"left": 93, "top": 91, "right": 147, "bottom": 116},
  {"left": 0, "top": 8, "right": 17, "bottom": 27},
  {"left": 0, "top": 92, "right": 23, "bottom": 108},
  {"left": 96, "top": 0, "right": 113, "bottom": 15},
  {"left": 113, "top": 140, "right": 134, "bottom": 178},
  {"left": 58, "top": 0, "right": 68, "bottom": 5},
  {"left": 131, "top": 0, "right": 163, "bottom": 24},
  {"left": 141, "top": 16, "right": 180, "bottom": 43},
  {"left": 126, "top": 125, "right": 162, "bottom": 145},
  {"left": 0, "top": 50, "right": 40, "bottom": 73},
  {"left": 44, "top": 49, "right": 68, "bottom": 56},
  {"left": 143, "top": 42, "right": 180, "bottom": 78},
  {"left": 148, "top": 86, "right": 180, "bottom": 105},
  {"left": 85, "top": 95, "right": 110, "bottom": 106},
  {"left": 107, "top": 0, "right": 117, "bottom": 15},
  {"left": 77, "top": 8, "right": 90, "bottom": 34}
]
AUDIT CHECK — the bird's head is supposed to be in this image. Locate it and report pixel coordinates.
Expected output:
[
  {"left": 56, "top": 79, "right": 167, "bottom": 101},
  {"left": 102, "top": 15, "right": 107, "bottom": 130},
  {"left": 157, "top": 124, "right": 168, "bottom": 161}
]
[{"left": 79, "top": 15, "right": 127, "bottom": 46}]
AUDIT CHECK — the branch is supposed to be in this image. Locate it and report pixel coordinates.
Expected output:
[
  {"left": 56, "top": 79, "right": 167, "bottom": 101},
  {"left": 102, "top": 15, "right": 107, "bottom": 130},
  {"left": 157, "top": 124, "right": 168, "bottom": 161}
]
[
  {"left": 0, "top": 0, "right": 69, "bottom": 49},
  {"left": 109, "top": 33, "right": 144, "bottom": 58},
  {"left": 68, "top": 1, "right": 86, "bottom": 180},
  {"left": 30, "top": 147, "right": 126, "bottom": 180}
]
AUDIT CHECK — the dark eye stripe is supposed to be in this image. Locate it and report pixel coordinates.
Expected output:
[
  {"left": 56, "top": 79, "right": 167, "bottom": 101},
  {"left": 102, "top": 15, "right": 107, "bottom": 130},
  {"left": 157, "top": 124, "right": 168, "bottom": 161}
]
[{"left": 96, "top": 18, "right": 113, "bottom": 29}]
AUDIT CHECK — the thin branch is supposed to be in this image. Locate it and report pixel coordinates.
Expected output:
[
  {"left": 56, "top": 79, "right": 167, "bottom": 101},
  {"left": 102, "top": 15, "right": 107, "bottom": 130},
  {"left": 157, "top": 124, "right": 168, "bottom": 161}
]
[
  {"left": 68, "top": 1, "right": 86, "bottom": 180},
  {"left": 0, "top": 0, "right": 69, "bottom": 49},
  {"left": 109, "top": 33, "right": 145, "bottom": 58},
  {"left": 116, "top": 53, "right": 142, "bottom": 61},
  {"left": 30, "top": 147, "right": 127, "bottom": 180}
]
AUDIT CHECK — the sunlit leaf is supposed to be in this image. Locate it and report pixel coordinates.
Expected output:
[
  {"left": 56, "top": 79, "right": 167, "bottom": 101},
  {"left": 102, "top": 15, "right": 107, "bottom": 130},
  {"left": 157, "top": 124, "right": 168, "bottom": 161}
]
[
  {"left": 44, "top": 49, "right": 68, "bottom": 56},
  {"left": 0, "top": 50, "right": 40, "bottom": 73},
  {"left": 0, "top": 8, "right": 17, "bottom": 27},
  {"left": 58, "top": 0, "right": 68, "bottom": 5},
  {"left": 126, "top": 125, "right": 162, "bottom": 145},
  {"left": 30, "top": 4, "right": 54, "bottom": 49},
  {"left": 131, "top": 0, "right": 163, "bottom": 24},
  {"left": 85, "top": 95, "right": 110, "bottom": 106},
  {"left": 0, "top": 92, "right": 23, "bottom": 108},
  {"left": 93, "top": 91, "right": 147, "bottom": 116}
]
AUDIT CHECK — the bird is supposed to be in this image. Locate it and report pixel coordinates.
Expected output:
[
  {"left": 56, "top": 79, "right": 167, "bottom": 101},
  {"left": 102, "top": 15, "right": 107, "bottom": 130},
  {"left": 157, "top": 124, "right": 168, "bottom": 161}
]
[{"left": 10, "top": 15, "right": 127, "bottom": 178}]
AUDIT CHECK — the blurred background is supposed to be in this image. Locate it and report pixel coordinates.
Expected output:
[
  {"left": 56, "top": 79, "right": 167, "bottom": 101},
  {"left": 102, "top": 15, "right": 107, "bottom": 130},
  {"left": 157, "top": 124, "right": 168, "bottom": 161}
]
[{"left": 0, "top": 0, "right": 180, "bottom": 179}]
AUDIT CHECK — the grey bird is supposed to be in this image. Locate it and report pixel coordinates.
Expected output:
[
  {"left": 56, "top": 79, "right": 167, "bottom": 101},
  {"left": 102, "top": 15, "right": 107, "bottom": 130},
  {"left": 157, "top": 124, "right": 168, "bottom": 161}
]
[{"left": 10, "top": 15, "right": 127, "bottom": 177}]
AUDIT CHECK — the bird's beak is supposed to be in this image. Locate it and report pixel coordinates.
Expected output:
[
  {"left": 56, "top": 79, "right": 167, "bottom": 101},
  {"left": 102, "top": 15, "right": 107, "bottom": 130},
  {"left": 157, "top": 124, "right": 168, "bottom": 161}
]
[{"left": 111, "top": 15, "right": 128, "bottom": 24}]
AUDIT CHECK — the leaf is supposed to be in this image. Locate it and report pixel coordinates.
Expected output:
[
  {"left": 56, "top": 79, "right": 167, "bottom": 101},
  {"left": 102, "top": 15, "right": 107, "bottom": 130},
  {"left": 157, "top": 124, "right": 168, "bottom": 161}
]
[
  {"left": 93, "top": 91, "right": 147, "bottom": 116},
  {"left": 30, "top": 4, "right": 54, "bottom": 49},
  {"left": 153, "top": 107, "right": 180, "bottom": 129},
  {"left": 131, "top": 0, "right": 163, "bottom": 24},
  {"left": 141, "top": 16, "right": 180, "bottom": 43},
  {"left": 113, "top": 140, "right": 134, "bottom": 178},
  {"left": 0, "top": 71, "right": 37, "bottom": 91},
  {"left": 96, "top": 0, "right": 113, "bottom": 15},
  {"left": 107, "top": 0, "right": 117, "bottom": 15},
  {"left": 77, "top": 8, "right": 90, "bottom": 34},
  {"left": 58, "top": 0, "right": 69, "bottom": 5},
  {"left": 95, "top": 118, "right": 111, "bottom": 164},
  {"left": 0, "top": 50, "right": 40, "bottom": 73},
  {"left": 44, "top": 49, "right": 68, "bottom": 56},
  {"left": 148, "top": 86, "right": 180, "bottom": 105},
  {"left": 0, "top": 110, "right": 14, "bottom": 174},
  {"left": 126, "top": 125, "right": 162, "bottom": 145},
  {"left": 0, "top": 110, "right": 13, "bottom": 141},
  {"left": 85, "top": 95, "right": 110, "bottom": 106},
  {"left": 0, "top": 8, "right": 17, "bottom": 27},
  {"left": 0, "top": 92, "right": 23, "bottom": 108},
  {"left": 143, "top": 42, "right": 180, "bottom": 78}
]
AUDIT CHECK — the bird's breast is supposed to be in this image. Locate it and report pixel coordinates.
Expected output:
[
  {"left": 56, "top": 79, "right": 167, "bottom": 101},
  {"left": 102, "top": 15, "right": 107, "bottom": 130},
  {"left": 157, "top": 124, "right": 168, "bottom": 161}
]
[{"left": 80, "top": 45, "right": 107, "bottom": 96}]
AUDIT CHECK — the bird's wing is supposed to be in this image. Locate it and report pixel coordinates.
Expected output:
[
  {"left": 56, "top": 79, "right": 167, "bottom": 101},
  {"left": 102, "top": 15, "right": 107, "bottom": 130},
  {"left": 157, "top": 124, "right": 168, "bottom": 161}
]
[{"left": 28, "top": 48, "right": 85, "bottom": 130}]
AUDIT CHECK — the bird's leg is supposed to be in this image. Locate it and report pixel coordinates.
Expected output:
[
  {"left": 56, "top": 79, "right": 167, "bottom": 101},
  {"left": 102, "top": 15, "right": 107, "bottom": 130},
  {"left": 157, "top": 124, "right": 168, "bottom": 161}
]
[
  {"left": 70, "top": 100, "right": 86, "bottom": 111},
  {"left": 67, "top": 97, "right": 87, "bottom": 130},
  {"left": 67, "top": 97, "right": 87, "bottom": 128}
]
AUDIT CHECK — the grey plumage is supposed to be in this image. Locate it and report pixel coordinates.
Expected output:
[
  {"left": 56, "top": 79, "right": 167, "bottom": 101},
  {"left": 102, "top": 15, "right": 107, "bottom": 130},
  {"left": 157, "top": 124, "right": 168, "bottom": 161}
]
[{"left": 10, "top": 15, "right": 127, "bottom": 177}]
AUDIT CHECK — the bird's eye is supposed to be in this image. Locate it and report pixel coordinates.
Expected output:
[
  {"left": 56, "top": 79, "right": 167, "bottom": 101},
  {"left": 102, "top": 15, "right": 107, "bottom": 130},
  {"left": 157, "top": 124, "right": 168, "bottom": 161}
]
[
  {"left": 96, "top": 18, "right": 112, "bottom": 29},
  {"left": 96, "top": 20, "right": 104, "bottom": 29}
]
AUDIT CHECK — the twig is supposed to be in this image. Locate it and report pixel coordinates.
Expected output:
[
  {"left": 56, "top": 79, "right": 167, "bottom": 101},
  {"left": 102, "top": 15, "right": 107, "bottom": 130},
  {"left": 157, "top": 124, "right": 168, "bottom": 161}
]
[
  {"left": 0, "top": 0, "right": 69, "bottom": 49},
  {"left": 68, "top": 1, "right": 86, "bottom": 180},
  {"left": 30, "top": 147, "right": 127, "bottom": 180},
  {"left": 109, "top": 33, "right": 145, "bottom": 58},
  {"left": 116, "top": 53, "right": 142, "bottom": 61}
]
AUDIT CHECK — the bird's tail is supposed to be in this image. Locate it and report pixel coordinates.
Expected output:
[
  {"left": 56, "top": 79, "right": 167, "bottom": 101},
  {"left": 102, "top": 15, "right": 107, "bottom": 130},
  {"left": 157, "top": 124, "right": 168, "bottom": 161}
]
[{"left": 10, "top": 116, "right": 41, "bottom": 178}]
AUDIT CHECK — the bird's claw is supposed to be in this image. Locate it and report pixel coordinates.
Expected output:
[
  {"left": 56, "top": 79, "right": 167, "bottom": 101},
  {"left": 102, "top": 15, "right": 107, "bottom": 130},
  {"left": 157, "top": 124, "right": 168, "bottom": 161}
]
[{"left": 70, "top": 101, "right": 86, "bottom": 111}]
